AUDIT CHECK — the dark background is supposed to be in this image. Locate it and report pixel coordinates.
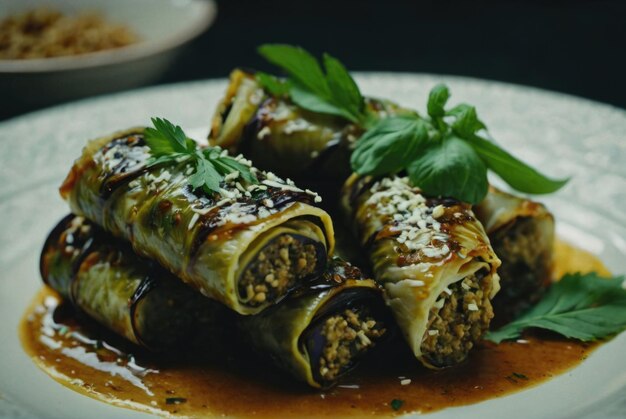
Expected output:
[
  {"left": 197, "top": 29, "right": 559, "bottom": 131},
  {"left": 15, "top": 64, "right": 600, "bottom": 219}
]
[{"left": 2, "top": 0, "right": 625, "bottom": 121}]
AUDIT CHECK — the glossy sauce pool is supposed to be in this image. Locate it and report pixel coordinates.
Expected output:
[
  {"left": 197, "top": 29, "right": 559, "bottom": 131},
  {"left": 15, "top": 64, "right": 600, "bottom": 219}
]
[{"left": 20, "top": 241, "right": 611, "bottom": 418}]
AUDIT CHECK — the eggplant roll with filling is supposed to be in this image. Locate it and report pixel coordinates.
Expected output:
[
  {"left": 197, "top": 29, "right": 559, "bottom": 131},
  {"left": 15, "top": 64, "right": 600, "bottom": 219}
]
[
  {"left": 60, "top": 128, "right": 334, "bottom": 315},
  {"left": 474, "top": 187, "right": 554, "bottom": 323},
  {"left": 40, "top": 214, "right": 230, "bottom": 350},
  {"left": 341, "top": 175, "right": 501, "bottom": 368},
  {"left": 238, "top": 258, "right": 390, "bottom": 388},
  {"left": 209, "top": 69, "right": 413, "bottom": 180}
]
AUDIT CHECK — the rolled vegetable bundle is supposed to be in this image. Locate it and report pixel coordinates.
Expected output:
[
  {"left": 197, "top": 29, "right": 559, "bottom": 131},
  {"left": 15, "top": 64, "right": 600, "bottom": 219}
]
[
  {"left": 60, "top": 128, "right": 334, "bottom": 315},
  {"left": 342, "top": 175, "right": 501, "bottom": 368},
  {"left": 238, "top": 258, "right": 390, "bottom": 388},
  {"left": 209, "top": 69, "right": 412, "bottom": 180},
  {"left": 474, "top": 187, "right": 554, "bottom": 323},
  {"left": 40, "top": 214, "right": 230, "bottom": 350}
]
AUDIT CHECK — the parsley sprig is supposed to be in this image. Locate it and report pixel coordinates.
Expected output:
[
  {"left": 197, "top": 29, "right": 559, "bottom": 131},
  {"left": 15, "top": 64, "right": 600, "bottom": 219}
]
[
  {"left": 486, "top": 272, "right": 626, "bottom": 343},
  {"left": 257, "top": 44, "right": 568, "bottom": 204},
  {"left": 144, "top": 117, "right": 257, "bottom": 194}
]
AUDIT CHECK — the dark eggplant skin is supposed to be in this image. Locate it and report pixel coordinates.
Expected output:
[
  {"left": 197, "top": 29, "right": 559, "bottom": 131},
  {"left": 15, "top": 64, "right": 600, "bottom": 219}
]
[
  {"left": 474, "top": 187, "right": 555, "bottom": 325},
  {"left": 60, "top": 127, "right": 335, "bottom": 315},
  {"left": 40, "top": 215, "right": 232, "bottom": 351},
  {"left": 238, "top": 258, "right": 391, "bottom": 389}
]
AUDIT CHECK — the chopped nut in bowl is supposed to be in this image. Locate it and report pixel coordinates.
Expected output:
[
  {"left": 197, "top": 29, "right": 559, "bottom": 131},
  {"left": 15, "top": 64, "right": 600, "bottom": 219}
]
[{"left": 0, "top": 0, "right": 216, "bottom": 109}]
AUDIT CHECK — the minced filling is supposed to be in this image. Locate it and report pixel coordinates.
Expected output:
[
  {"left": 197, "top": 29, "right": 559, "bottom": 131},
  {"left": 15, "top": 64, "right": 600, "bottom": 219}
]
[
  {"left": 318, "top": 308, "right": 386, "bottom": 382},
  {"left": 239, "top": 234, "right": 319, "bottom": 306},
  {"left": 491, "top": 217, "right": 550, "bottom": 321},
  {"left": 420, "top": 270, "right": 494, "bottom": 367}
]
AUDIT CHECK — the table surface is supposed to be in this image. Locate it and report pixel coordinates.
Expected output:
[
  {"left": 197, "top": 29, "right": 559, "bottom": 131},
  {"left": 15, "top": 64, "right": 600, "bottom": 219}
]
[{"left": 0, "top": 0, "right": 624, "bottom": 121}]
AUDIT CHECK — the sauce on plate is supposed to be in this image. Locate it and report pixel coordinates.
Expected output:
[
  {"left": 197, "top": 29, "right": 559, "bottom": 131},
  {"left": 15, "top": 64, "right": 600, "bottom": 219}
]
[{"left": 19, "top": 241, "right": 610, "bottom": 418}]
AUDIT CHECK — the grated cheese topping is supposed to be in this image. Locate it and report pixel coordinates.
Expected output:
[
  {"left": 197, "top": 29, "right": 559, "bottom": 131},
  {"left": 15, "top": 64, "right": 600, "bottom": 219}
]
[
  {"left": 102, "top": 137, "right": 324, "bottom": 230},
  {"left": 366, "top": 176, "right": 450, "bottom": 258},
  {"left": 94, "top": 140, "right": 150, "bottom": 174}
]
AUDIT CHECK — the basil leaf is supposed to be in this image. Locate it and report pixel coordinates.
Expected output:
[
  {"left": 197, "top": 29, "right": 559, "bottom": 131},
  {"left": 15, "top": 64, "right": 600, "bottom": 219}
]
[
  {"left": 450, "top": 105, "right": 486, "bottom": 137},
  {"left": 486, "top": 273, "right": 626, "bottom": 343},
  {"left": 351, "top": 116, "right": 428, "bottom": 176},
  {"left": 427, "top": 84, "right": 450, "bottom": 118},
  {"left": 323, "top": 53, "right": 364, "bottom": 121},
  {"left": 256, "top": 72, "right": 290, "bottom": 96},
  {"left": 258, "top": 44, "right": 330, "bottom": 99},
  {"left": 407, "top": 135, "right": 488, "bottom": 204},
  {"left": 468, "top": 135, "right": 569, "bottom": 194}
]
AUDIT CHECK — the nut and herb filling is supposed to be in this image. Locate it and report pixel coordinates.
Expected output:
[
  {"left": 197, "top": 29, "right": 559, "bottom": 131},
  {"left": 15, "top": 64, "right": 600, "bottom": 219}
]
[
  {"left": 238, "top": 234, "right": 322, "bottom": 306},
  {"left": 490, "top": 217, "right": 552, "bottom": 321},
  {"left": 315, "top": 307, "right": 386, "bottom": 383},
  {"left": 420, "top": 269, "right": 494, "bottom": 367}
]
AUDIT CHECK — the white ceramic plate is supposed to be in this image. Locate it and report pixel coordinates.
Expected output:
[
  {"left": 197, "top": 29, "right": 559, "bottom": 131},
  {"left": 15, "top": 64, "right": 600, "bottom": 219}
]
[{"left": 0, "top": 74, "right": 625, "bottom": 418}]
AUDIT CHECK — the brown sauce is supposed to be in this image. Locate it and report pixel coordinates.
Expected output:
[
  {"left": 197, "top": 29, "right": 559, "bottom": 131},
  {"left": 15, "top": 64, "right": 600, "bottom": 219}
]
[{"left": 19, "top": 240, "right": 610, "bottom": 418}]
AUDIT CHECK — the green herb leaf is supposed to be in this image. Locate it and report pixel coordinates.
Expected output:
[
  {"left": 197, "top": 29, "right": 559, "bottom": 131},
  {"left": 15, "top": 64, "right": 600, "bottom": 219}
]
[
  {"left": 143, "top": 118, "right": 258, "bottom": 195},
  {"left": 351, "top": 116, "right": 429, "bottom": 176},
  {"left": 323, "top": 53, "right": 364, "bottom": 120},
  {"left": 257, "top": 44, "right": 568, "bottom": 203},
  {"left": 144, "top": 117, "right": 192, "bottom": 157},
  {"left": 450, "top": 105, "right": 486, "bottom": 137},
  {"left": 427, "top": 84, "right": 450, "bottom": 118},
  {"left": 407, "top": 135, "right": 488, "bottom": 204},
  {"left": 467, "top": 135, "right": 569, "bottom": 194},
  {"left": 258, "top": 44, "right": 365, "bottom": 123},
  {"left": 258, "top": 44, "right": 330, "bottom": 98},
  {"left": 290, "top": 84, "right": 350, "bottom": 119},
  {"left": 390, "top": 399, "right": 404, "bottom": 411},
  {"left": 485, "top": 272, "right": 626, "bottom": 343},
  {"left": 210, "top": 153, "right": 259, "bottom": 184},
  {"left": 188, "top": 155, "right": 222, "bottom": 193},
  {"left": 256, "top": 72, "right": 290, "bottom": 96}
]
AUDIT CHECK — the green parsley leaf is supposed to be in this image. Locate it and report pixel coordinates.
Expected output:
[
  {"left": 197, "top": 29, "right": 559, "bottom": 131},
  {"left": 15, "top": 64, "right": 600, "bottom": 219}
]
[
  {"left": 390, "top": 399, "right": 404, "bottom": 411},
  {"left": 351, "top": 116, "right": 429, "bottom": 177},
  {"left": 143, "top": 118, "right": 258, "bottom": 194},
  {"left": 427, "top": 83, "right": 450, "bottom": 118},
  {"left": 257, "top": 44, "right": 365, "bottom": 124},
  {"left": 210, "top": 153, "right": 258, "bottom": 184},
  {"left": 407, "top": 135, "right": 488, "bottom": 204},
  {"left": 144, "top": 117, "right": 192, "bottom": 156},
  {"left": 467, "top": 135, "right": 569, "bottom": 194},
  {"left": 188, "top": 154, "right": 222, "bottom": 192},
  {"left": 485, "top": 272, "right": 626, "bottom": 343}
]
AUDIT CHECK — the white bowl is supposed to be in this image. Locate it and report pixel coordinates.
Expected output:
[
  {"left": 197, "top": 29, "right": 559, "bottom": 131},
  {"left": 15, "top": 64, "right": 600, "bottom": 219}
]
[{"left": 0, "top": 0, "right": 216, "bottom": 107}]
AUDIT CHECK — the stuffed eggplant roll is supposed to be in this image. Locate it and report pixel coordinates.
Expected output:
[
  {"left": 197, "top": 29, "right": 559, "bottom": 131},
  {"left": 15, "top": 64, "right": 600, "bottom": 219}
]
[
  {"left": 40, "top": 214, "right": 230, "bottom": 350},
  {"left": 474, "top": 187, "right": 554, "bottom": 323},
  {"left": 238, "top": 258, "right": 389, "bottom": 388},
  {"left": 60, "top": 128, "right": 334, "bottom": 315},
  {"left": 209, "top": 69, "right": 413, "bottom": 181},
  {"left": 342, "top": 175, "right": 501, "bottom": 369}
]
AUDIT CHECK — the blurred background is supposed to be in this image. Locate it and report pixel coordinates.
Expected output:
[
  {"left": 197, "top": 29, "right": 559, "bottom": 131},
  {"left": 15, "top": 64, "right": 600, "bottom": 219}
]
[{"left": 1, "top": 0, "right": 624, "bottom": 121}]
